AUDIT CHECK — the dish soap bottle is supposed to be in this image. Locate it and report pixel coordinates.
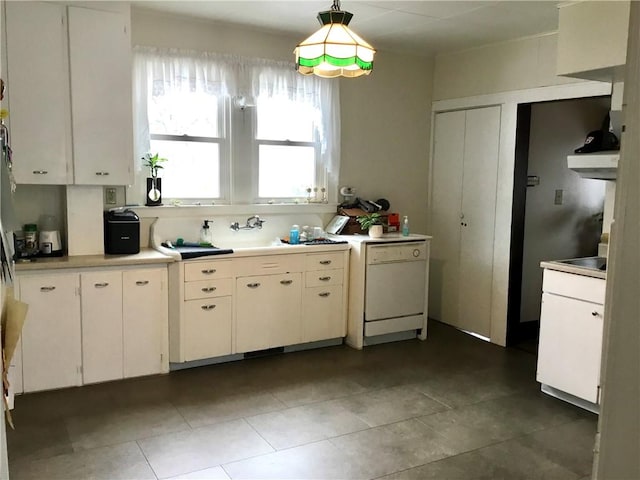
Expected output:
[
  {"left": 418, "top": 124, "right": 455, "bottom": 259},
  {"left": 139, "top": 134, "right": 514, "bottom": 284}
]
[
  {"left": 402, "top": 216, "right": 410, "bottom": 236},
  {"left": 200, "top": 220, "right": 213, "bottom": 246}
]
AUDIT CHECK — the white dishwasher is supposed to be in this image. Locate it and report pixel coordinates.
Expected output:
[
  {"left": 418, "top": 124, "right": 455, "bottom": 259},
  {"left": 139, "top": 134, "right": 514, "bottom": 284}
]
[{"left": 364, "top": 241, "right": 427, "bottom": 339}]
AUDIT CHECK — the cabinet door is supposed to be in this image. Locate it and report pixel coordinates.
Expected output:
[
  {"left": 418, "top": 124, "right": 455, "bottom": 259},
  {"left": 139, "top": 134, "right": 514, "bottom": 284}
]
[
  {"left": 68, "top": 7, "right": 133, "bottom": 185},
  {"left": 81, "top": 271, "right": 123, "bottom": 384},
  {"left": 123, "top": 269, "right": 164, "bottom": 378},
  {"left": 235, "top": 273, "right": 302, "bottom": 353},
  {"left": 6, "top": 2, "right": 72, "bottom": 184},
  {"left": 302, "top": 285, "right": 345, "bottom": 342},
  {"left": 20, "top": 273, "right": 81, "bottom": 392},
  {"left": 537, "top": 292, "right": 604, "bottom": 403},
  {"left": 184, "top": 296, "right": 232, "bottom": 361}
]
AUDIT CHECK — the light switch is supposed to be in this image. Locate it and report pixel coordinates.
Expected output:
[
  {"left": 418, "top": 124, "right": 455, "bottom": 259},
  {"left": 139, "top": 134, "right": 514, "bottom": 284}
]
[{"left": 554, "top": 189, "right": 563, "bottom": 205}]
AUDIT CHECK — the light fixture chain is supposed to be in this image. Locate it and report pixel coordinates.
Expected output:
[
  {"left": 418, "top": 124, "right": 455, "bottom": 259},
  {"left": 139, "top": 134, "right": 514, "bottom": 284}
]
[{"left": 331, "top": 0, "right": 341, "bottom": 12}]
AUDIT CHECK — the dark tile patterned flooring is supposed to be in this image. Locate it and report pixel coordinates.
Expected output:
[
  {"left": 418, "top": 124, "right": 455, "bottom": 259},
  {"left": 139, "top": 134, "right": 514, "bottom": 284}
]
[{"left": 8, "top": 321, "right": 596, "bottom": 479}]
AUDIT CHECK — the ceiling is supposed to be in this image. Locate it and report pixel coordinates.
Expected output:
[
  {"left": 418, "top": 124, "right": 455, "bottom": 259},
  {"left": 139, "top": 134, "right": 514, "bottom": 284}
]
[{"left": 131, "top": 1, "right": 561, "bottom": 57}]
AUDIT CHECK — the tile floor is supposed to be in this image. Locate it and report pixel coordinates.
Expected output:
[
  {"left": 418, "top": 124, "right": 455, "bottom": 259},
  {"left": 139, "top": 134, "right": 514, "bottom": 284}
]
[{"left": 8, "top": 321, "right": 596, "bottom": 479}]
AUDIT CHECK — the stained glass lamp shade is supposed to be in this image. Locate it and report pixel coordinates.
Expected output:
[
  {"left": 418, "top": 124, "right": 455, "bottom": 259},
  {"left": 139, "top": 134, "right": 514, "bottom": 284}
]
[{"left": 294, "top": 1, "right": 375, "bottom": 78}]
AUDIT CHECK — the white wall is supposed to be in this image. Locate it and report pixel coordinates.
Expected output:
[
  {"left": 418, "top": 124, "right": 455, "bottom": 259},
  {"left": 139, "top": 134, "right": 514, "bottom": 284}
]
[
  {"left": 433, "top": 33, "right": 581, "bottom": 101},
  {"left": 520, "top": 97, "right": 609, "bottom": 324}
]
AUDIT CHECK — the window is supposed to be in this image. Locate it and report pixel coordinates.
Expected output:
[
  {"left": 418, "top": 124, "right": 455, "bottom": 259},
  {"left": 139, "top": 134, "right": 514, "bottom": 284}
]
[{"left": 133, "top": 47, "right": 339, "bottom": 205}]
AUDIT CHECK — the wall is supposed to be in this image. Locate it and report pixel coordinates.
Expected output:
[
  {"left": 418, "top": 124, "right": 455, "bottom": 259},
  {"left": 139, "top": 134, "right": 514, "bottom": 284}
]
[
  {"left": 130, "top": 8, "right": 435, "bottom": 236},
  {"left": 433, "top": 32, "right": 581, "bottom": 101},
  {"left": 520, "top": 97, "right": 609, "bottom": 324}
]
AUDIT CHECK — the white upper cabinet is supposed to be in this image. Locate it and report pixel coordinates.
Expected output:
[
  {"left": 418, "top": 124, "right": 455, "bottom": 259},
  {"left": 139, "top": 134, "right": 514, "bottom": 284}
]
[
  {"left": 557, "top": 1, "right": 630, "bottom": 81},
  {"left": 68, "top": 6, "right": 133, "bottom": 185},
  {"left": 5, "top": 2, "right": 73, "bottom": 184},
  {"left": 5, "top": 2, "right": 134, "bottom": 186}
]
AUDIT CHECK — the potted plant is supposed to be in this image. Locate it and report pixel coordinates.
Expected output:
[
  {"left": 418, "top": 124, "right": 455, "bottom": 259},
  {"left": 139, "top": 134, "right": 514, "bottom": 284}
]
[
  {"left": 142, "top": 152, "right": 167, "bottom": 206},
  {"left": 357, "top": 212, "right": 385, "bottom": 238}
]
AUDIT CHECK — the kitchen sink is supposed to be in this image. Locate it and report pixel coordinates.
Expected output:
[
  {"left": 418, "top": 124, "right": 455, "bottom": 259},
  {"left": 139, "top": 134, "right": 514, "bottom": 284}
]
[{"left": 556, "top": 256, "right": 606, "bottom": 271}]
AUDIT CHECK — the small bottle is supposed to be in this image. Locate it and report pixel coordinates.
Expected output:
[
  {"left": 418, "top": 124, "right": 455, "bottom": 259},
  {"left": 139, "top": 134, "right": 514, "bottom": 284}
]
[
  {"left": 200, "top": 220, "right": 213, "bottom": 246},
  {"left": 402, "top": 216, "right": 410, "bottom": 236},
  {"left": 24, "top": 224, "right": 38, "bottom": 256},
  {"left": 289, "top": 225, "right": 300, "bottom": 245}
]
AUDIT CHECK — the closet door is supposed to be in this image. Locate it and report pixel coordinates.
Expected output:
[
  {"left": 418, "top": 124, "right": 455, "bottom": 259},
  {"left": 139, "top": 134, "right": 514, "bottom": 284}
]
[
  {"left": 458, "top": 106, "right": 501, "bottom": 338},
  {"left": 430, "top": 110, "right": 465, "bottom": 325}
]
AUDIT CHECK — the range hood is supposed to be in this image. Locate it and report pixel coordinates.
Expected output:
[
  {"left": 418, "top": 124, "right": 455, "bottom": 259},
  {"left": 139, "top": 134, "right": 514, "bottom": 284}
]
[{"left": 567, "top": 152, "right": 619, "bottom": 180}]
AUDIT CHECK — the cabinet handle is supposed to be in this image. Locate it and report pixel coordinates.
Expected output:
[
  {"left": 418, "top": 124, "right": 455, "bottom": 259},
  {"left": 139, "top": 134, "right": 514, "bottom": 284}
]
[
  {"left": 319, "top": 260, "right": 332, "bottom": 265},
  {"left": 201, "top": 304, "right": 216, "bottom": 310},
  {"left": 319, "top": 276, "right": 331, "bottom": 281},
  {"left": 135, "top": 280, "right": 149, "bottom": 286},
  {"left": 33, "top": 170, "right": 48, "bottom": 175},
  {"left": 94, "top": 282, "right": 109, "bottom": 288},
  {"left": 40, "top": 286, "right": 56, "bottom": 292},
  {"left": 318, "top": 292, "right": 331, "bottom": 297},
  {"left": 95, "top": 171, "right": 110, "bottom": 176},
  {"left": 247, "top": 282, "right": 260, "bottom": 288},
  {"left": 201, "top": 269, "right": 216, "bottom": 274},
  {"left": 202, "top": 287, "right": 217, "bottom": 292},
  {"left": 280, "top": 279, "right": 293, "bottom": 285},
  {"left": 592, "top": 311, "right": 600, "bottom": 317}
]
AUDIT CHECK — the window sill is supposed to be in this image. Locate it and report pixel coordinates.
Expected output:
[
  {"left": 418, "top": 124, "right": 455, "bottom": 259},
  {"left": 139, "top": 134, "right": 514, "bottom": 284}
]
[{"left": 128, "top": 203, "right": 339, "bottom": 219}]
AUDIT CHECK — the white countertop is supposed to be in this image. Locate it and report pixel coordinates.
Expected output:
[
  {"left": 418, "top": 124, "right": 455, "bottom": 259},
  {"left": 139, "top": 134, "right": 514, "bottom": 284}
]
[
  {"left": 330, "top": 233, "right": 432, "bottom": 244},
  {"left": 15, "top": 248, "right": 174, "bottom": 271}
]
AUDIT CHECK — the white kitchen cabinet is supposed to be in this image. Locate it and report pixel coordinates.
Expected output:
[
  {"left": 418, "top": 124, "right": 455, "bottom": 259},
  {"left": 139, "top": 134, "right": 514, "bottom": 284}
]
[
  {"left": 303, "top": 286, "right": 344, "bottom": 342},
  {"left": 429, "top": 106, "right": 501, "bottom": 339},
  {"left": 68, "top": 6, "right": 133, "bottom": 185},
  {"left": 5, "top": 2, "right": 73, "bottom": 184},
  {"left": 123, "top": 268, "right": 166, "bottom": 378},
  {"left": 20, "top": 273, "right": 82, "bottom": 392},
  {"left": 537, "top": 268, "right": 606, "bottom": 408},
  {"left": 4, "top": 2, "right": 133, "bottom": 186},
  {"left": 235, "top": 272, "right": 302, "bottom": 353},
  {"left": 80, "top": 271, "right": 124, "bottom": 384},
  {"left": 184, "top": 296, "right": 232, "bottom": 361}
]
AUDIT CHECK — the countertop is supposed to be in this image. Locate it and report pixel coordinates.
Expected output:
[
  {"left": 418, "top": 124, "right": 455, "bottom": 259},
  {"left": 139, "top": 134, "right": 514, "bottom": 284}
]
[
  {"left": 15, "top": 248, "right": 174, "bottom": 272},
  {"left": 330, "top": 233, "right": 432, "bottom": 244},
  {"left": 540, "top": 256, "right": 606, "bottom": 280},
  {"left": 153, "top": 241, "right": 350, "bottom": 260}
]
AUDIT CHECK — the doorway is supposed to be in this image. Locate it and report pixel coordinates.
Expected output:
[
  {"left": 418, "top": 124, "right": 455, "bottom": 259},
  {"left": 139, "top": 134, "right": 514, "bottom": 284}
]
[{"left": 507, "top": 96, "right": 610, "bottom": 349}]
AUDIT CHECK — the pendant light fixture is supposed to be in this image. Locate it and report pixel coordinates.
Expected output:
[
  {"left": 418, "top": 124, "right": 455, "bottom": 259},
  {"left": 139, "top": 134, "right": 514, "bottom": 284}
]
[{"left": 294, "top": 0, "right": 375, "bottom": 78}]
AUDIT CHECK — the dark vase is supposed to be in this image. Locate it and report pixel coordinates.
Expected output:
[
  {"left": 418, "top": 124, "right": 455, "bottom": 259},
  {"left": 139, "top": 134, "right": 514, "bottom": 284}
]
[{"left": 146, "top": 177, "right": 162, "bottom": 206}]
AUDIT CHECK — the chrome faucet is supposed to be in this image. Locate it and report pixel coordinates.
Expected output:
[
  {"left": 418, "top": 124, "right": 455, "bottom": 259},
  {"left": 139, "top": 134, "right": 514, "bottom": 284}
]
[{"left": 230, "top": 215, "right": 266, "bottom": 231}]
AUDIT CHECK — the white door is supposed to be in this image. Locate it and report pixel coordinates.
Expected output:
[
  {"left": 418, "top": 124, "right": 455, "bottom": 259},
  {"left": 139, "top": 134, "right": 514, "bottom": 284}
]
[
  {"left": 20, "top": 273, "right": 82, "bottom": 392},
  {"left": 81, "top": 271, "right": 123, "bottom": 384},
  {"left": 303, "top": 286, "right": 344, "bottom": 342},
  {"left": 457, "top": 106, "right": 500, "bottom": 338},
  {"left": 185, "top": 296, "right": 232, "bottom": 361},
  {"left": 537, "top": 293, "right": 604, "bottom": 403},
  {"left": 430, "top": 110, "right": 465, "bottom": 325},
  {"left": 6, "top": 2, "right": 72, "bottom": 184},
  {"left": 123, "top": 269, "right": 164, "bottom": 377},
  {"left": 67, "top": 7, "right": 133, "bottom": 185}
]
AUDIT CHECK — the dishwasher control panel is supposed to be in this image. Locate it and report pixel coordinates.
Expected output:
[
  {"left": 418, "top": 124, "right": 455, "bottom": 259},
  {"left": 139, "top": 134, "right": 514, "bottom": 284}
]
[{"left": 367, "top": 241, "right": 427, "bottom": 264}]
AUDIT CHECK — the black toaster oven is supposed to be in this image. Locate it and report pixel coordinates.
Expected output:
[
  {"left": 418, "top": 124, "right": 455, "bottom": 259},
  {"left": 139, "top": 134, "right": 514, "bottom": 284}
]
[{"left": 104, "top": 209, "right": 140, "bottom": 255}]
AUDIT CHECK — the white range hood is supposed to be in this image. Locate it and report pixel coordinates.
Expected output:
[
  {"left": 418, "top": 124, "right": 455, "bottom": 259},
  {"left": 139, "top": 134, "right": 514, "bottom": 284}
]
[{"left": 567, "top": 152, "right": 619, "bottom": 180}]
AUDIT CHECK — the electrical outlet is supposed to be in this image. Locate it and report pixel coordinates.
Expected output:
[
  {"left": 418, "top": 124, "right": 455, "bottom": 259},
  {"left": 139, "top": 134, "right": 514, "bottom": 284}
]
[
  {"left": 106, "top": 187, "right": 117, "bottom": 205},
  {"left": 554, "top": 189, "right": 563, "bottom": 205}
]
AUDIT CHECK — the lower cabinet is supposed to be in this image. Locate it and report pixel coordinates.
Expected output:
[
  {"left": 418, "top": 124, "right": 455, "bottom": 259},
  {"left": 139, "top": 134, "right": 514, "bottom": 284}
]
[
  {"left": 235, "top": 273, "right": 302, "bottom": 353},
  {"left": 184, "top": 296, "right": 232, "bottom": 361},
  {"left": 20, "top": 273, "right": 82, "bottom": 392},
  {"left": 303, "top": 285, "right": 344, "bottom": 342},
  {"left": 19, "top": 265, "right": 168, "bottom": 392}
]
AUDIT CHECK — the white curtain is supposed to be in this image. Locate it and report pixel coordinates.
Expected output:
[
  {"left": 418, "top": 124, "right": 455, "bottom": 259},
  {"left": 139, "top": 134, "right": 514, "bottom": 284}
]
[{"left": 131, "top": 46, "right": 340, "bottom": 202}]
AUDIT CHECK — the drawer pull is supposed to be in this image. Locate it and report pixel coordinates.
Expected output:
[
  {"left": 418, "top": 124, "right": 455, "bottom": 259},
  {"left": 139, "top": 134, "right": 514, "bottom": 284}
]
[
  {"left": 33, "top": 170, "right": 48, "bottom": 175},
  {"left": 94, "top": 282, "right": 109, "bottom": 288},
  {"left": 247, "top": 282, "right": 261, "bottom": 288},
  {"left": 95, "top": 171, "right": 110, "bottom": 176},
  {"left": 201, "top": 304, "right": 216, "bottom": 310},
  {"left": 319, "top": 276, "right": 331, "bottom": 281},
  {"left": 280, "top": 279, "right": 293, "bottom": 285},
  {"left": 135, "top": 280, "right": 149, "bottom": 286},
  {"left": 202, "top": 287, "right": 217, "bottom": 293},
  {"left": 318, "top": 292, "right": 331, "bottom": 297},
  {"left": 319, "top": 260, "right": 332, "bottom": 265},
  {"left": 201, "top": 269, "right": 217, "bottom": 275},
  {"left": 592, "top": 311, "right": 600, "bottom": 317},
  {"left": 40, "top": 286, "right": 56, "bottom": 292}
]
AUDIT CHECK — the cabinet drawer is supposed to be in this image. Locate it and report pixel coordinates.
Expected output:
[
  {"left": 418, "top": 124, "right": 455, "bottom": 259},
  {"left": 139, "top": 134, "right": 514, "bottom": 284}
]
[
  {"left": 184, "top": 260, "right": 233, "bottom": 282},
  {"left": 543, "top": 269, "right": 605, "bottom": 304},
  {"left": 305, "top": 269, "right": 343, "bottom": 287},
  {"left": 184, "top": 278, "right": 233, "bottom": 300},
  {"left": 305, "top": 252, "right": 344, "bottom": 271},
  {"left": 234, "top": 254, "right": 304, "bottom": 276}
]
